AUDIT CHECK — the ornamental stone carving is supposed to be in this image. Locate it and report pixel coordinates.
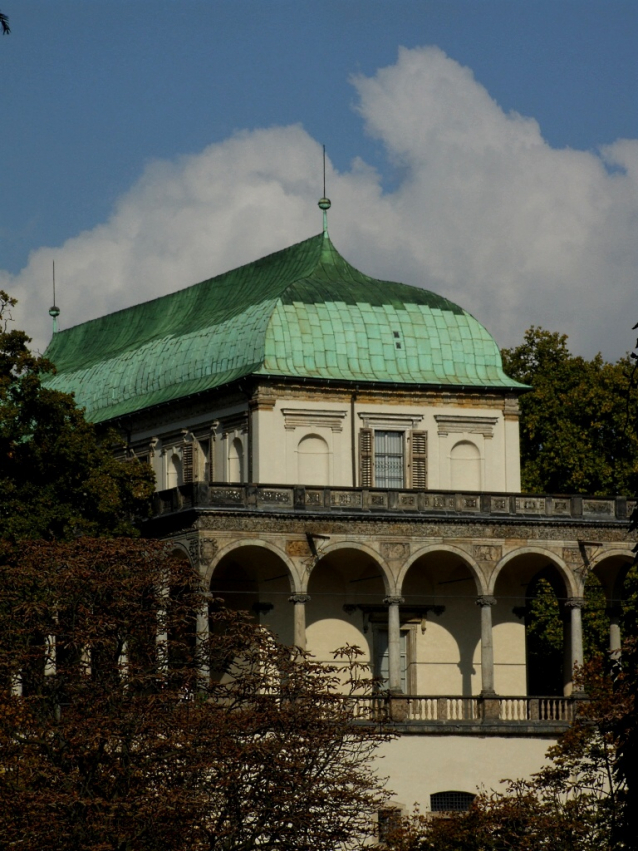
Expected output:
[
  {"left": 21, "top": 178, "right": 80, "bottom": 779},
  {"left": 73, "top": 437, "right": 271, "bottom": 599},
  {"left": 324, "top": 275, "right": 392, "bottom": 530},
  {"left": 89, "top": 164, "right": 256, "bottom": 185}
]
[
  {"left": 286, "top": 540, "right": 312, "bottom": 557},
  {"left": 380, "top": 542, "right": 410, "bottom": 562},
  {"left": 199, "top": 537, "right": 218, "bottom": 567},
  {"left": 473, "top": 545, "right": 502, "bottom": 562}
]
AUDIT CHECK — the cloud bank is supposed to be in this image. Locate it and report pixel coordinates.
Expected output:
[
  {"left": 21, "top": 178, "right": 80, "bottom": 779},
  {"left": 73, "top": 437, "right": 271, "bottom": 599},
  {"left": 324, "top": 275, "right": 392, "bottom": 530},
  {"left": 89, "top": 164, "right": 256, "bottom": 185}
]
[{"left": 4, "top": 46, "right": 637, "bottom": 361}]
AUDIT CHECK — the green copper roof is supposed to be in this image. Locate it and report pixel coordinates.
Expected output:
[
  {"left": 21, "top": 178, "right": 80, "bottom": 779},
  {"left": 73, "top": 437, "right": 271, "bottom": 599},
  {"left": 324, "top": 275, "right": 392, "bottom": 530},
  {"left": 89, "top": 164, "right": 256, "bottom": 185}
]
[{"left": 44, "top": 233, "right": 523, "bottom": 423}]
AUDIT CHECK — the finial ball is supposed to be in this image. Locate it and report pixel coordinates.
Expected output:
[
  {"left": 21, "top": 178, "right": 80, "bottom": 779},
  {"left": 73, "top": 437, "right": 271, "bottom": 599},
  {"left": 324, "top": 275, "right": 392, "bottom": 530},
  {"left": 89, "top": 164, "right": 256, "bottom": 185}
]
[
  {"left": 318, "top": 197, "right": 331, "bottom": 211},
  {"left": 49, "top": 305, "right": 60, "bottom": 318}
]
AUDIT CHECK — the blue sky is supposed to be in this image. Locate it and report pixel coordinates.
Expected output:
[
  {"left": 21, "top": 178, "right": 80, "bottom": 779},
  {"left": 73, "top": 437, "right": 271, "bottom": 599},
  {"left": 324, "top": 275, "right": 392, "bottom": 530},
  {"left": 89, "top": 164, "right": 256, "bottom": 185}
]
[{"left": 1, "top": 1, "right": 637, "bottom": 359}]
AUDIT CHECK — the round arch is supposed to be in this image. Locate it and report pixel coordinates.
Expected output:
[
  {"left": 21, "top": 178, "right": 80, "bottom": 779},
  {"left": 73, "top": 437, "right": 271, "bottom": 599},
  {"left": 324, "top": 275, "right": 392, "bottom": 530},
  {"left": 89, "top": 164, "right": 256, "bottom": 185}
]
[
  {"left": 589, "top": 548, "right": 635, "bottom": 605},
  {"left": 489, "top": 547, "right": 578, "bottom": 598},
  {"left": 307, "top": 541, "right": 394, "bottom": 595},
  {"left": 205, "top": 539, "right": 300, "bottom": 593},
  {"left": 166, "top": 542, "right": 193, "bottom": 566},
  {"left": 397, "top": 544, "right": 486, "bottom": 596}
]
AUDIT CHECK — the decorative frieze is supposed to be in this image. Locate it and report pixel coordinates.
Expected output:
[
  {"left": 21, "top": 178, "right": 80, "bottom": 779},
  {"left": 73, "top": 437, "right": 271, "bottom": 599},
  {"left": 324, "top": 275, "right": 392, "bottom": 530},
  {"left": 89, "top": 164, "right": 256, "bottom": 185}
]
[
  {"left": 396, "top": 493, "right": 418, "bottom": 509},
  {"left": 549, "top": 498, "right": 571, "bottom": 516},
  {"left": 515, "top": 497, "right": 545, "bottom": 515},
  {"left": 423, "top": 494, "right": 455, "bottom": 510},
  {"left": 257, "top": 488, "right": 293, "bottom": 506},
  {"left": 582, "top": 500, "right": 614, "bottom": 516},
  {"left": 458, "top": 496, "right": 480, "bottom": 512},
  {"left": 209, "top": 487, "right": 244, "bottom": 504},
  {"left": 330, "top": 491, "right": 363, "bottom": 508}
]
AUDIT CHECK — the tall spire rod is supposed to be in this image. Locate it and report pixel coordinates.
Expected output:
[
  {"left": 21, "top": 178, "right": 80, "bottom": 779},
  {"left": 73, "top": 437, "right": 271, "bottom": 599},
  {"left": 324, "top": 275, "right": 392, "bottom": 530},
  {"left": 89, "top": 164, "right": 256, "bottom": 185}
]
[
  {"left": 318, "top": 144, "right": 331, "bottom": 236},
  {"left": 49, "top": 260, "right": 60, "bottom": 334},
  {"left": 323, "top": 144, "right": 326, "bottom": 198}
]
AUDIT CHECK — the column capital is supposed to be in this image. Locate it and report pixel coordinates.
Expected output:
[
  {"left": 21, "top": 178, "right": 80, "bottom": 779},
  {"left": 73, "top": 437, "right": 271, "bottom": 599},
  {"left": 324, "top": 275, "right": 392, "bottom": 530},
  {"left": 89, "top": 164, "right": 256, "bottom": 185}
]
[
  {"left": 476, "top": 595, "right": 497, "bottom": 608},
  {"left": 384, "top": 595, "right": 405, "bottom": 607},
  {"left": 289, "top": 594, "right": 311, "bottom": 604},
  {"left": 565, "top": 597, "right": 586, "bottom": 610}
]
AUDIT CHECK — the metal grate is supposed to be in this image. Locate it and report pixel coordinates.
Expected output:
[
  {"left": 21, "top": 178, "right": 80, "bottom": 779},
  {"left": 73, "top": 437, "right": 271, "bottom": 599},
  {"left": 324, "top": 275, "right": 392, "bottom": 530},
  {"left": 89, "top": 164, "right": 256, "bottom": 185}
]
[{"left": 430, "top": 791, "right": 475, "bottom": 813}]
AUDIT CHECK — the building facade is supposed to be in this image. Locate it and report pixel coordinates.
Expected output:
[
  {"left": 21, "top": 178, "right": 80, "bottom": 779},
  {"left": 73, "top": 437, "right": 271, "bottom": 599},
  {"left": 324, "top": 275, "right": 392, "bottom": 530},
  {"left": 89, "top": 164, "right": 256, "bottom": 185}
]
[{"left": 45, "top": 217, "right": 634, "bottom": 812}]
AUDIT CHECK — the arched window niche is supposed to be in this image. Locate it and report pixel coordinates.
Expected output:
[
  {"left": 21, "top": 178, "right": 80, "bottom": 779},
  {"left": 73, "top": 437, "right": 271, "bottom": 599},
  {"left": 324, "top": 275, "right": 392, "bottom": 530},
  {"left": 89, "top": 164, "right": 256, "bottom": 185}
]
[
  {"left": 228, "top": 437, "right": 244, "bottom": 483},
  {"left": 297, "top": 433, "right": 330, "bottom": 486},
  {"left": 167, "top": 453, "right": 182, "bottom": 489},
  {"left": 450, "top": 440, "right": 481, "bottom": 491}
]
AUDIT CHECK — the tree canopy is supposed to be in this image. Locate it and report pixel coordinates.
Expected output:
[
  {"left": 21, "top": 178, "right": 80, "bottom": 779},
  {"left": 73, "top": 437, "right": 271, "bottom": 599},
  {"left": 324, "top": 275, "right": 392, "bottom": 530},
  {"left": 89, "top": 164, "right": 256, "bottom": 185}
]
[
  {"left": 0, "top": 291, "right": 154, "bottom": 541},
  {"left": 501, "top": 327, "right": 638, "bottom": 496},
  {"left": 0, "top": 537, "right": 390, "bottom": 851}
]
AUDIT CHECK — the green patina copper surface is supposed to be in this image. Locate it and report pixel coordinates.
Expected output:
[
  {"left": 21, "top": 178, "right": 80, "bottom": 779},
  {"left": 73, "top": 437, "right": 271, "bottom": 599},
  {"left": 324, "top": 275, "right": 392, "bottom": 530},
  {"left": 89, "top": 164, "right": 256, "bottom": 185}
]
[{"left": 44, "top": 233, "right": 523, "bottom": 423}]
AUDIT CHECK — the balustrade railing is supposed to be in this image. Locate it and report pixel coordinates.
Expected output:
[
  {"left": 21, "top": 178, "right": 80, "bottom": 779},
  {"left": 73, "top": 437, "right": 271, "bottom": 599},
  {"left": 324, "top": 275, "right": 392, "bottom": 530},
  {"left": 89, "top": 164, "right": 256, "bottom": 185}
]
[
  {"left": 154, "top": 482, "right": 632, "bottom": 524},
  {"left": 349, "top": 694, "right": 579, "bottom": 724}
]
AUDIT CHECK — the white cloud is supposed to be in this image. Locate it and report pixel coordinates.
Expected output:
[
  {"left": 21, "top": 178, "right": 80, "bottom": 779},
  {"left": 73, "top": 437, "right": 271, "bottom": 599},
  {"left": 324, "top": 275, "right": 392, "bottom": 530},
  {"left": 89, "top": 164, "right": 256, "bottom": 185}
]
[{"left": 3, "top": 45, "right": 637, "bottom": 361}]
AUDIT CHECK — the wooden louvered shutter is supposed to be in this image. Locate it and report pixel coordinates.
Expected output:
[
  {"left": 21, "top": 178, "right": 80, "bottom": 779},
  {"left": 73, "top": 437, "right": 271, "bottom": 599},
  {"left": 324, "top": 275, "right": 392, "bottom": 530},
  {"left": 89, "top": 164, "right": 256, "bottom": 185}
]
[
  {"left": 359, "top": 428, "right": 374, "bottom": 487},
  {"left": 182, "top": 442, "right": 194, "bottom": 483},
  {"left": 410, "top": 430, "right": 427, "bottom": 489}
]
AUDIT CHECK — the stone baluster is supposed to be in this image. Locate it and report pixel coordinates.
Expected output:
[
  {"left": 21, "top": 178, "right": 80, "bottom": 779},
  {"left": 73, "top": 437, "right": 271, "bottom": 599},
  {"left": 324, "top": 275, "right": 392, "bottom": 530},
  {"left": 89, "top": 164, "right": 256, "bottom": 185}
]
[
  {"left": 384, "top": 596, "right": 404, "bottom": 693},
  {"left": 289, "top": 594, "right": 311, "bottom": 651},
  {"left": 476, "top": 595, "right": 497, "bottom": 695}
]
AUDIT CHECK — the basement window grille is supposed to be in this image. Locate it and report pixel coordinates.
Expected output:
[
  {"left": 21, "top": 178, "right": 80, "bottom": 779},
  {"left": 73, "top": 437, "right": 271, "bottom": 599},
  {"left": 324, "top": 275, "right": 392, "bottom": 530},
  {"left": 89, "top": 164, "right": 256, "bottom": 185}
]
[{"left": 430, "top": 791, "right": 475, "bottom": 813}]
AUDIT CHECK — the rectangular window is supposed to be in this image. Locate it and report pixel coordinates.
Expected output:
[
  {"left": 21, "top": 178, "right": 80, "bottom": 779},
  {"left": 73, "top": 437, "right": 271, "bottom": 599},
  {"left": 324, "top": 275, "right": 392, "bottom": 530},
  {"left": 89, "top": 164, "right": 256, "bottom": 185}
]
[{"left": 374, "top": 430, "right": 404, "bottom": 488}]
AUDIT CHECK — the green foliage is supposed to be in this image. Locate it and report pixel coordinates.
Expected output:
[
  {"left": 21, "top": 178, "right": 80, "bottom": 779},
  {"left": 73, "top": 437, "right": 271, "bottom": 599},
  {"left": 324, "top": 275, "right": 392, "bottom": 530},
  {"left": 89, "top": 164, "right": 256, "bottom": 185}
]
[
  {"left": 501, "top": 327, "right": 638, "bottom": 495},
  {"left": 0, "top": 291, "right": 155, "bottom": 541},
  {"left": 526, "top": 575, "right": 611, "bottom": 696}
]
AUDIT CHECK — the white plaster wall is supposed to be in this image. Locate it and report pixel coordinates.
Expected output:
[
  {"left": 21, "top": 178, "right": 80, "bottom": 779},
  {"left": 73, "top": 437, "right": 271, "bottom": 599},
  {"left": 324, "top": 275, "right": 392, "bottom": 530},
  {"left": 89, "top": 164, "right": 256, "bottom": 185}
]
[
  {"left": 253, "top": 398, "right": 518, "bottom": 491},
  {"left": 377, "top": 734, "right": 553, "bottom": 810}
]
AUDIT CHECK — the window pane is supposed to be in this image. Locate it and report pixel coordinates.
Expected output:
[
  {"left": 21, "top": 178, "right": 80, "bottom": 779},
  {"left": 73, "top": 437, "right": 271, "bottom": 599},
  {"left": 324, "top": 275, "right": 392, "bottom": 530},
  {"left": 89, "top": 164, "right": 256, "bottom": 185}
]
[{"left": 374, "top": 430, "right": 404, "bottom": 488}]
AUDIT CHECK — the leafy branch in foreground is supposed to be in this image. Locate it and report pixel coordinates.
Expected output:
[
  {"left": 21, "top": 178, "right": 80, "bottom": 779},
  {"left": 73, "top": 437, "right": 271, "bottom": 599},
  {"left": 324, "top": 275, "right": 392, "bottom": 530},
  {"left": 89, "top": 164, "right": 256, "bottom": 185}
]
[{"left": 0, "top": 537, "right": 391, "bottom": 851}]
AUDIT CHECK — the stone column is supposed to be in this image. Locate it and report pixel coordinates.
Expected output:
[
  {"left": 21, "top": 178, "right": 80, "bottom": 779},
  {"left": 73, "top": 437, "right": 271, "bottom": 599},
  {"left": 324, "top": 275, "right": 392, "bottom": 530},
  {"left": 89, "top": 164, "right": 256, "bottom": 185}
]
[
  {"left": 384, "top": 596, "right": 404, "bottom": 693},
  {"left": 476, "top": 595, "right": 497, "bottom": 695},
  {"left": 565, "top": 597, "right": 585, "bottom": 694},
  {"left": 289, "top": 595, "right": 311, "bottom": 650},
  {"left": 607, "top": 605, "right": 623, "bottom": 661}
]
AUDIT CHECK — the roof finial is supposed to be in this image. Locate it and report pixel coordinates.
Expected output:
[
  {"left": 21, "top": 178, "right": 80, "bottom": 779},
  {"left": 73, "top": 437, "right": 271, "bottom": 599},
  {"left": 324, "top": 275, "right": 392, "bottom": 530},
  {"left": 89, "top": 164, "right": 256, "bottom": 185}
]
[
  {"left": 318, "top": 144, "right": 331, "bottom": 236},
  {"left": 49, "top": 260, "right": 60, "bottom": 334}
]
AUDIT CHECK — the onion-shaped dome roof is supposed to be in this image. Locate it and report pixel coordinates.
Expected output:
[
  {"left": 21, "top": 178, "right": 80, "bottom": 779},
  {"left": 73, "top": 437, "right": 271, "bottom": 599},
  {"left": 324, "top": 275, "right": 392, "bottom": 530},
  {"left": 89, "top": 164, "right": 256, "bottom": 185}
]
[{"left": 44, "top": 232, "right": 523, "bottom": 423}]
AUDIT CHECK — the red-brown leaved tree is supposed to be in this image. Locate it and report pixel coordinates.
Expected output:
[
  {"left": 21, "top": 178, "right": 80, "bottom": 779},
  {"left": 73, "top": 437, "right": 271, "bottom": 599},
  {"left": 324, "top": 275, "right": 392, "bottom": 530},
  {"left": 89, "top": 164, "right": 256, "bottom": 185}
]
[{"left": 0, "top": 538, "right": 391, "bottom": 851}]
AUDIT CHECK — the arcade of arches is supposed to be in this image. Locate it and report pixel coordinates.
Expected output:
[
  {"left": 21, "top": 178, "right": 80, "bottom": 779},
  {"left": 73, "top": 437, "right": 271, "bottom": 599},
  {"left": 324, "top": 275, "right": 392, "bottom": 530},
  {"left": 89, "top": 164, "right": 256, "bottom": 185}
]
[{"left": 171, "top": 523, "right": 634, "bottom": 699}]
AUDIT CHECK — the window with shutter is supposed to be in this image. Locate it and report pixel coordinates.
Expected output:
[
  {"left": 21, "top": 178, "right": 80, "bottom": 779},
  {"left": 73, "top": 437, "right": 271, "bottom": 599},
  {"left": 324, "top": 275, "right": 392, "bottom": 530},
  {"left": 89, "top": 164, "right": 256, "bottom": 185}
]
[
  {"left": 410, "top": 430, "right": 427, "bottom": 489},
  {"left": 359, "top": 428, "right": 373, "bottom": 487},
  {"left": 182, "top": 443, "right": 194, "bottom": 483},
  {"left": 374, "top": 430, "right": 404, "bottom": 488}
]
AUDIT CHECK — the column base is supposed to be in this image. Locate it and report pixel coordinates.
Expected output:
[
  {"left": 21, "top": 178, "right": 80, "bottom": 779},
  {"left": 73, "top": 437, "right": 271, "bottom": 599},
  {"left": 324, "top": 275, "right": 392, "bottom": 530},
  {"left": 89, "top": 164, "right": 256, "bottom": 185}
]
[{"left": 478, "top": 693, "right": 500, "bottom": 721}]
